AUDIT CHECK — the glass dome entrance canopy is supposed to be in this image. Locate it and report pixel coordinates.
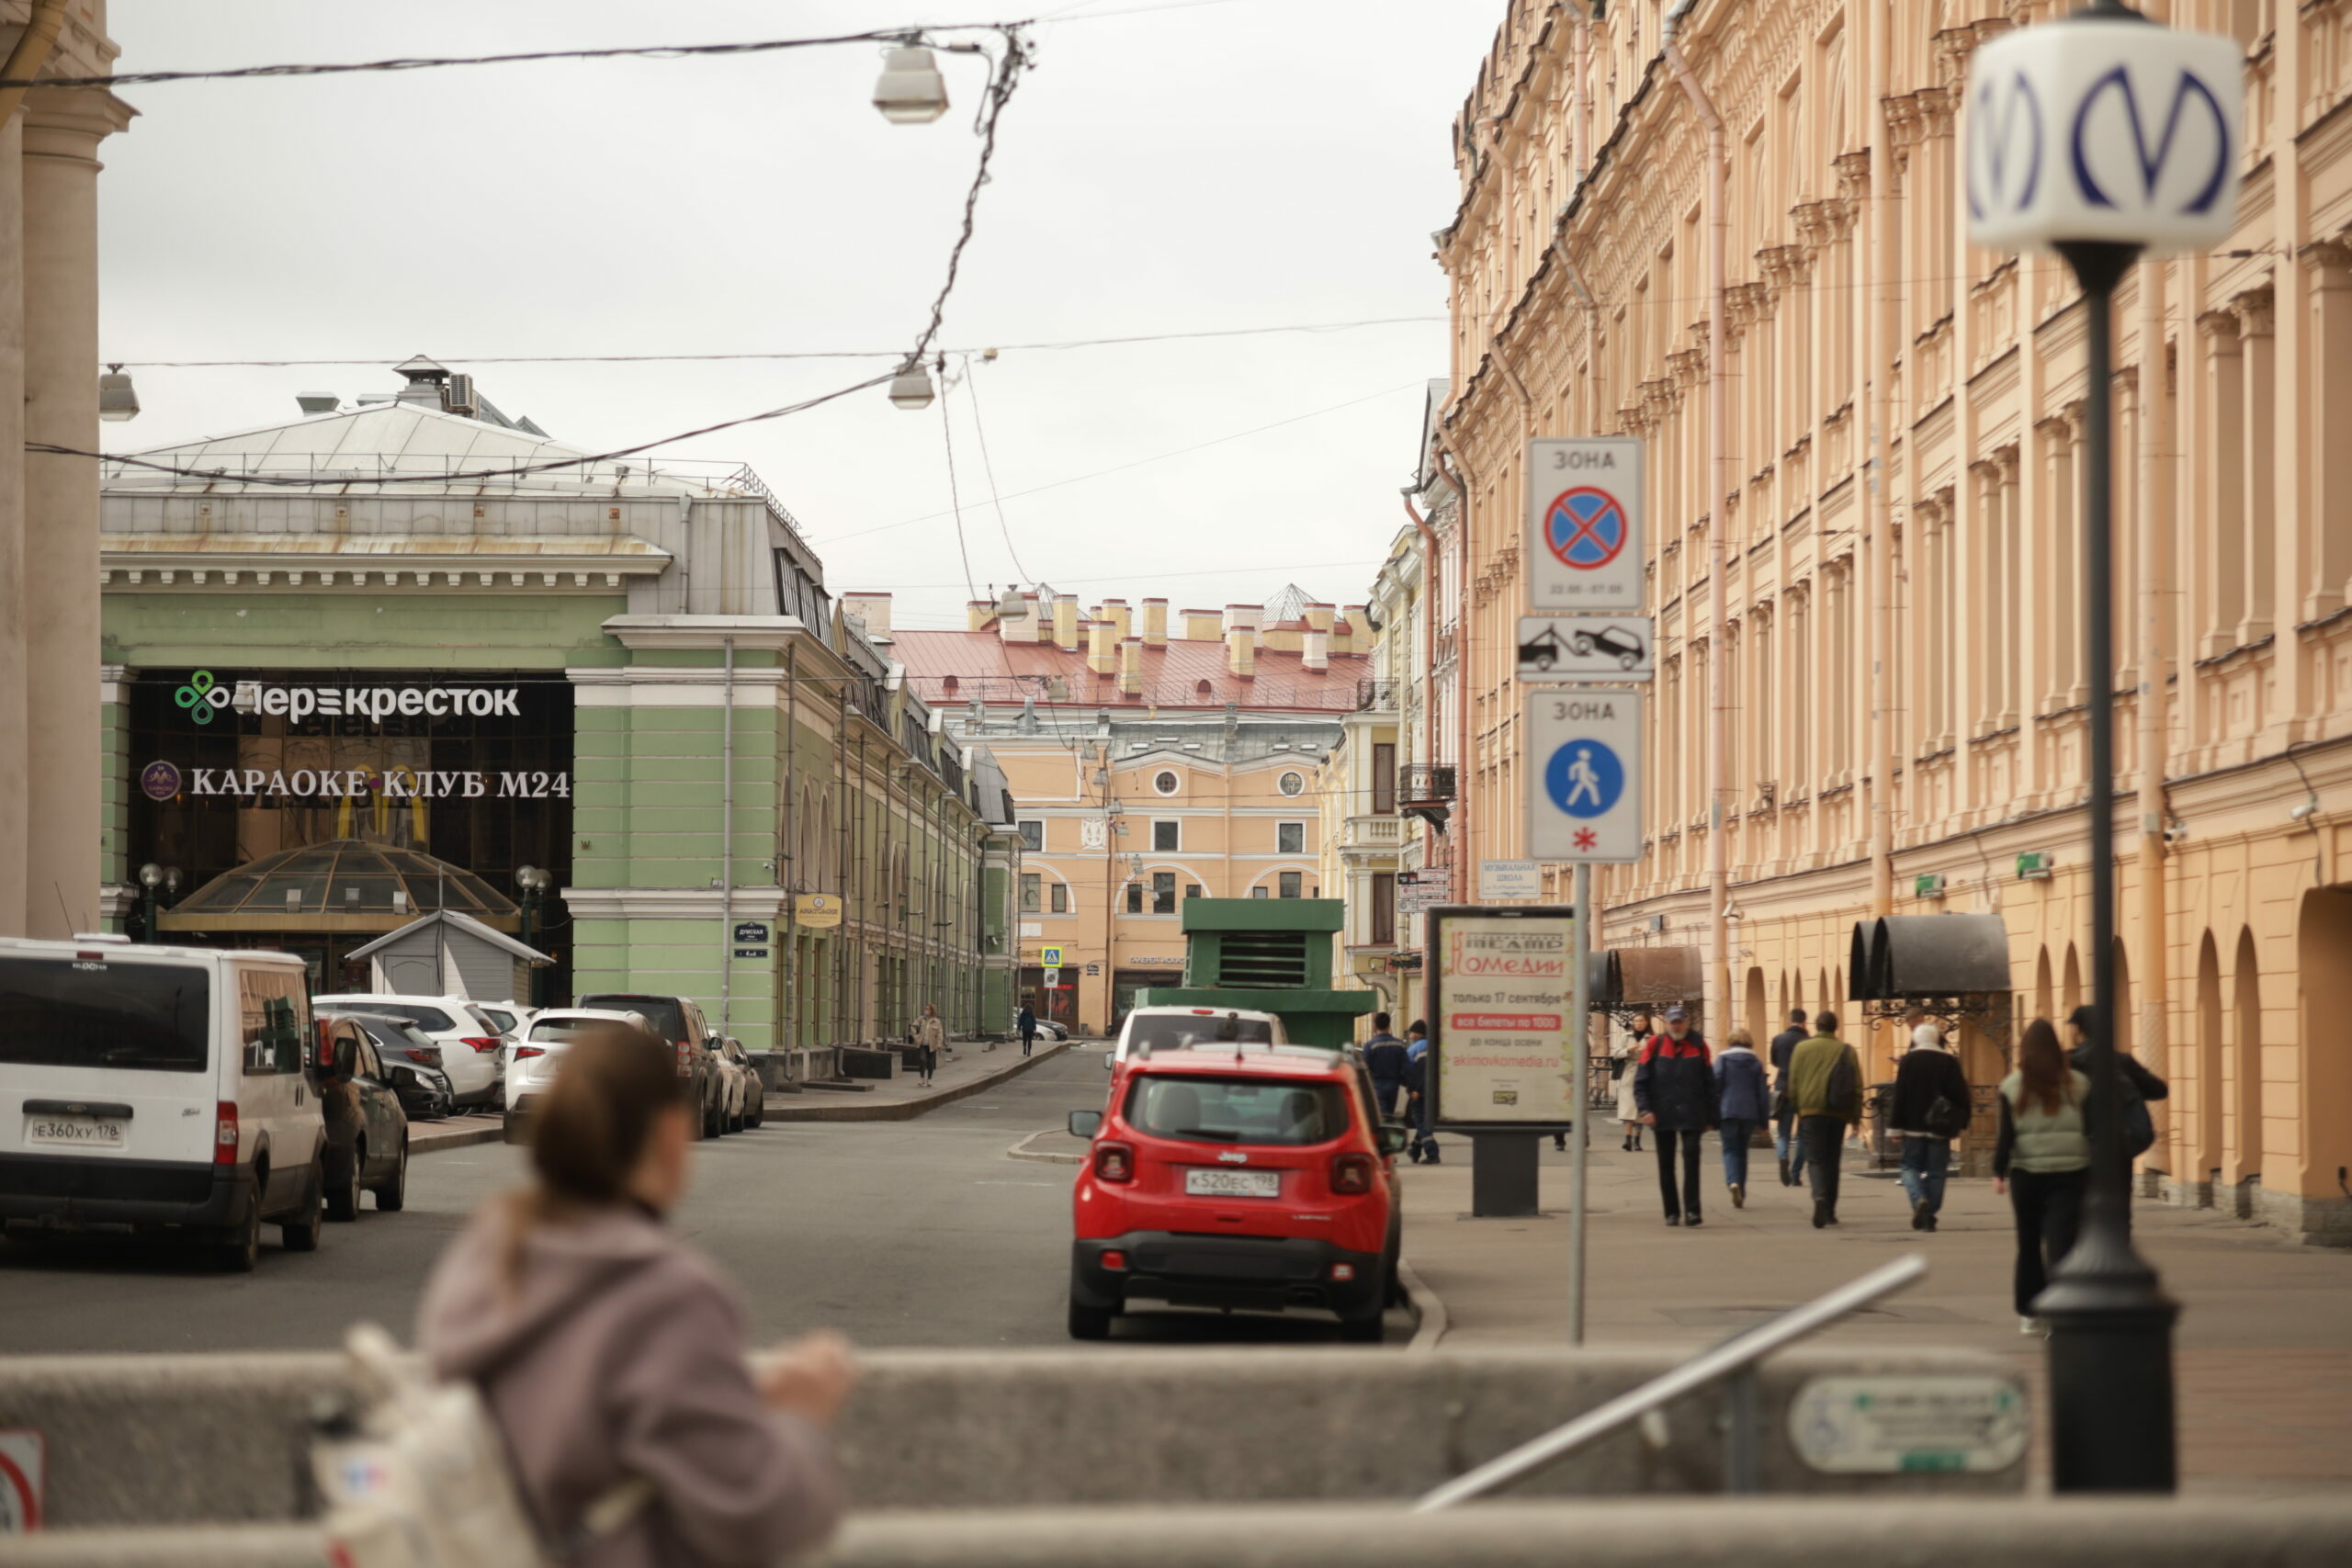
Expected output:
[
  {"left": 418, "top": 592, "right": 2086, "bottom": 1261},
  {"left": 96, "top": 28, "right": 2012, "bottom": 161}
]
[{"left": 160, "top": 838, "right": 520, "bottom": 935}]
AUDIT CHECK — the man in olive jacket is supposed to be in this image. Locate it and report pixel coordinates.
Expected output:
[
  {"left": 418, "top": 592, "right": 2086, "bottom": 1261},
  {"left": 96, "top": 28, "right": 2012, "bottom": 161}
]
[{"left": 1786, "top": 1011, "right": 1863, "bottom": 1229}]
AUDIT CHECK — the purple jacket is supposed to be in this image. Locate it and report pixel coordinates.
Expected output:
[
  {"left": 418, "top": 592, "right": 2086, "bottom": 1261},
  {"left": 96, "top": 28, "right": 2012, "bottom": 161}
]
[{"left": 418, "top": 1202, "right": 844, "bottom": 1568}]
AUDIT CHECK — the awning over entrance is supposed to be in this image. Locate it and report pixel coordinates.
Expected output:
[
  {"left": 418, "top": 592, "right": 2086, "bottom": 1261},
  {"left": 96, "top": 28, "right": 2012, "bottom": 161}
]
[
  {"left": 161, "top": 838, "right": 520, "bottom": 936},
  {"left": 1604, "top": 946, "right": 1702, "bottom": 1009},
  {"left": 1848, "top": 914, "right": 2012, "bottom": 1001}
]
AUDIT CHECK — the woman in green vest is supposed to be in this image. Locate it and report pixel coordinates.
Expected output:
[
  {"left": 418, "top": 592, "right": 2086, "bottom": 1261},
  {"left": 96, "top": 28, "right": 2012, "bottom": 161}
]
[{"left": 1993, "top": 1019, "right": 2093, "bottom": 1337}]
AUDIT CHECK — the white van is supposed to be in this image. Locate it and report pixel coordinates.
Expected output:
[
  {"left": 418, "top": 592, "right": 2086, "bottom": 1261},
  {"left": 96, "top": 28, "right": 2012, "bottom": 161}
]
[{"left": 0, "top": 936, "right": 328, "bottom": 1270}]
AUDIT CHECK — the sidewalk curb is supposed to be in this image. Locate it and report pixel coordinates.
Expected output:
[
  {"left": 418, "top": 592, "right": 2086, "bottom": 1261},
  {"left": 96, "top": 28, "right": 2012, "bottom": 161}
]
[
  {"left": 1008, "top": 1128, "right": 1087, "bottom": 1165},
  {"left": 1399, "top": 1257, "right": 1447, "bottom": 1351},
  {"left": 410, "top": 1116, "right": 509, "bottom": 1156},
  {"left": 763, "top": 1040, "right": 1075, "bottom": 1122}
]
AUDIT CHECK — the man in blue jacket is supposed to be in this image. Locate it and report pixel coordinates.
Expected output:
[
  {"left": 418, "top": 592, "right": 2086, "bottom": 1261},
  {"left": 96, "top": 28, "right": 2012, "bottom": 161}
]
[
  {"left": 1402, "top": 1021, "right": 1437, "bottom": 1164},
  {"left": 1362, "top": 1012, "right": 1408, "bottom": 1118}
]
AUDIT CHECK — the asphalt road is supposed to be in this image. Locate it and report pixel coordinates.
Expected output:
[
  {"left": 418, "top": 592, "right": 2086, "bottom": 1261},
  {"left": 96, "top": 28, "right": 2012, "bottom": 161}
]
[{"left": 1, "top": 1044, "right": 1410, "bottom": 1351}]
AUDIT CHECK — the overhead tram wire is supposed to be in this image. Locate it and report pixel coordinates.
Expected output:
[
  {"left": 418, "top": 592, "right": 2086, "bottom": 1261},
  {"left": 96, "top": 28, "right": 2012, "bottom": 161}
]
[
  {"left": 31, "top": 26, "right": 1036, "bottom": 489},
  {"left": 939, "top": 368, "right": 978, "bottom": 604},
  {"left": 960, "top": 355, "right": 1030, "bottom": 584}
]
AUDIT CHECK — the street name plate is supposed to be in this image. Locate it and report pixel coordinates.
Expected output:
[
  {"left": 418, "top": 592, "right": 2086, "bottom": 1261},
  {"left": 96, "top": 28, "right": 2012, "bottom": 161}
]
[
  {"left": 1525, "top": 436, "right": 1645, "bottom": 612},
  {"left": 1788, "top": 1376, "right": 2029, "bottom": 1473},
  {"left": 1516, "top": 615, "right": 1656, "bottom": 681}
]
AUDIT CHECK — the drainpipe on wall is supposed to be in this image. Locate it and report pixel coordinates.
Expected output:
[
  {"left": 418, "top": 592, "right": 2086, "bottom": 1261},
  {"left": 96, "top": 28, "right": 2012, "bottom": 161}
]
[
  {"left": 1566, "top": 1, "right": 1592, "bottom": 188},
  {"left": 1663, "top": 1, "right": 1733, "bottom": 1032},
  {"left": 719, "top": 635, "right": 735, "bottom": 1041},
  {"left": 1431, "top": 434, "right": 1476, "bottom": 896},
  {"left": 2136, "top": 256, "right": 2172, "bottom": 1099},
  {"left": 1861, "top": 0, "right": 1899, "bottom": 926},
  {"left": 0, "top": 1, "right": 68, "bottom": 123},
  {"left": 1402, "top": 489, "right": 1445, "bottom": 895}
]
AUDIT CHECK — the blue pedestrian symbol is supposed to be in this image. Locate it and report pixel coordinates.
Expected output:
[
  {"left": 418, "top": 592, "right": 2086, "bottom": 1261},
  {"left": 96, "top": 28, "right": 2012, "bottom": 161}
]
[{"left": 1545, "top": 739, "right": 1625, "bottom": 819}]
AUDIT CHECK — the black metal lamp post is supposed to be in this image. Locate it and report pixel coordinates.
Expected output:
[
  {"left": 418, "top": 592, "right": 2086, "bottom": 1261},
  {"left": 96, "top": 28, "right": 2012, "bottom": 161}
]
[
  {"left": 1965, "top": 1, "right": 2241, "bottom": 1492},
  {"left": 137, "top": 862, "right": 179, "bottom": 943},
  {"left": 515, "top": 864, "right": 555, "bottom": 1007}
]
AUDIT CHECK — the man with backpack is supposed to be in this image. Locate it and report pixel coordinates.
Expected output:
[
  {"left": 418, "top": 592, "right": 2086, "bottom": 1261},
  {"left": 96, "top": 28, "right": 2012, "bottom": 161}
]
[
  {"left": 1786, "top": 1012, "right": 1863, "bottom": 1229},
  {"left": 2066, "top": 1004, "right": 2168, "bottom": 1231},
  {"left": 1889, "top": 1020, "right": 1973, "bottom": 1231}
]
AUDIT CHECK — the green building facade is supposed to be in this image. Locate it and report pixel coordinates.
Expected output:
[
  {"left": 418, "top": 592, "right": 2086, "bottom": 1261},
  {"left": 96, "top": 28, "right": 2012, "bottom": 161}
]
[{"left": 100, "top": 362, "right": 1020, "bottom": 1049}]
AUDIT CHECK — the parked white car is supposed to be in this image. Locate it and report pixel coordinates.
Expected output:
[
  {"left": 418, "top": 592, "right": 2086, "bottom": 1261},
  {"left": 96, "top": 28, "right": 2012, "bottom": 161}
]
[
  {"left": 0, "top": 936, "right": 328, "bottom": 1270},
  {"left": 1108, "top": 1005, "right": 1290, "bottom": 1072},
  {"left": 311, "top": 994, "right": 507, "bottom": 1111},
  {"left": 503, "top": 1008, "right": 651, "bottom": 1115},
  {"left": 716, "top": 1038, "right": 764, "bottom": 1131}
]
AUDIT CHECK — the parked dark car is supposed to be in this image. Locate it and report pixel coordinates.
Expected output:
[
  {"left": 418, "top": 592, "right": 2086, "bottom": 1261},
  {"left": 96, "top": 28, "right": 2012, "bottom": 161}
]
[
  {"left": 311, "top": 1015, "right": 411, "bottom": 1220},
  {"left": 344, "top": 1012, "right": 455, "bottom": 1122},
  {"left": 576, "top": 992, "right": 723, "bottom": 1139}
]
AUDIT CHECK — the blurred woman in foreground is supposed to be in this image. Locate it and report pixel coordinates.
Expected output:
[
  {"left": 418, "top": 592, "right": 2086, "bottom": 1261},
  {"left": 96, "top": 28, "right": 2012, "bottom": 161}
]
[{"left": 418, "top": 1023, "right": 854, "bottom": 1567}]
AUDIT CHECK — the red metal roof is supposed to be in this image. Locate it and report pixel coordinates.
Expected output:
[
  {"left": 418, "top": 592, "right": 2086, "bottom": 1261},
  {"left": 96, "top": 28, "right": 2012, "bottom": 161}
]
[{"left": 890, "top": 629, "right": 1370, "bottom": 713}]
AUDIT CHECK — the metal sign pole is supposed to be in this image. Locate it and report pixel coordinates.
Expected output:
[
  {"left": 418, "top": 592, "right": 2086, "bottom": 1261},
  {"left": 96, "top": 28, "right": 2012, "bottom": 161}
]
[{"left": 1569, "top": 862, "right": 1592, "bottom": 1345}]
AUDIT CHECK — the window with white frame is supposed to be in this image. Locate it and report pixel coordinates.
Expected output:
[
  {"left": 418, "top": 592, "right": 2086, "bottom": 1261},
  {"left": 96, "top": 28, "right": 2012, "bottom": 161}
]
[
  {"left": 1152, "top": 820, "right": 1180, "bottom": 852},
  {"left": 1017, "top": 820, "right": 1044, "bottom": 852},
  {"left": 1277, "top": 821, "right": 1305, "bottom": 854}
]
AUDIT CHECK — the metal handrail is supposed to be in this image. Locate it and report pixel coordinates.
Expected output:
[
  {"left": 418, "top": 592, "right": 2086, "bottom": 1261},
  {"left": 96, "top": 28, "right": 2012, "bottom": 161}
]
[{"left": 1412, "top": 1253, "right": 1928, "bottom": 1511}]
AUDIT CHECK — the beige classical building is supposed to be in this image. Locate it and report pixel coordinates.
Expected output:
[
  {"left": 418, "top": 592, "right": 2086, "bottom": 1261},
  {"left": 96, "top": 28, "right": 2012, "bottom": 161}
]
[
  {"left": 884, "top": 586, "right": 1371, "bottom": 1035},
  {"left": 0, "top": 1, "right": 132, "bottom": 940},
  {"left": 1431, "top": 0, "right": 2352, "bottom": 1242}
]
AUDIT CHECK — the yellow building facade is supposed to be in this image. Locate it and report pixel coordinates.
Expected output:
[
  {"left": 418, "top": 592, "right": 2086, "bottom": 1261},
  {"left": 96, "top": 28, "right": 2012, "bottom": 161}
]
[
  {"left": 1432, "top": 0, "right": 2352, "bottom": 1242},
  {"left": 883, "top": 586, "right": 1371, "bottom": 1036}
]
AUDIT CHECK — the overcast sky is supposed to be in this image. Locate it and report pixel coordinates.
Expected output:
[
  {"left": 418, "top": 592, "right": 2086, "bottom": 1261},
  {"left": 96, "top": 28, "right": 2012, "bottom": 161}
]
[{"left": 101, "top": 2, "right": 1495, "bottom": 627}]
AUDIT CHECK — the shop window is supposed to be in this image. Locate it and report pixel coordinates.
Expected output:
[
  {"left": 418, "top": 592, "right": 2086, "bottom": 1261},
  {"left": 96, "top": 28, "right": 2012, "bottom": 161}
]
[
  {"left": 1020, "top": 873, "right": 1041, "bottom": 912},
  {"left": 1017, "top": 820, "right": 1044, "bottom": 852},
  {"left": 1279, "top": 871, "right": 1303, "bottom": 899},
  {"left": 1152, "top": 872, "right": 1176, "bottom": 915},
  {"left": 1277, "top": 821, "right": 1305, "bottom": 854},
  {"left": 1125, "top": 881, "right": 1145, "bottom": 914},
  {"left": 1049, "top": 882, "right": 1069, "bottom": 914},
  {"left": 1153, "top": 820, "right": 1180, "bottom": 852}
]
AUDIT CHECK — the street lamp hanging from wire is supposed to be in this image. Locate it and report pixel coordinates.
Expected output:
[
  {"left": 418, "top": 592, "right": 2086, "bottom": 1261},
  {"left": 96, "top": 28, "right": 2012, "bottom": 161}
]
[{"left": 872, "top": 45, "right": 949, "bottom": 124}]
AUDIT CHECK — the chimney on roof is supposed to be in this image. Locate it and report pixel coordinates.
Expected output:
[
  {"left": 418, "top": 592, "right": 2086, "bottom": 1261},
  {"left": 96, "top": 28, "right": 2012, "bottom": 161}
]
[
  {"left": 1305, "top": 602, "right": 1336, "bottom": 634},
  {"left": 1302, "top": 625, "right": 1329, "bottom": 672},
  {"left": 1338, "top": 604, "right": 1369, "bottom": 654},
  {"left": 1227, "top": 623, "right": 1257, "bottom": 680},
  {"left": 1222, "top": 603, "right": 1262, "bottom": 637},
  {"left": 1182, "top": 608, "right": 1221, "bottom": 640},
  {"left": 1085, "top": 618, "right": 1115, "bottom": 676},
  {"left": 967, "top": 599, "right": 993, "bottom": 631},
  {"left": 1118, "top": 637, "right": 1144, "bottom": 698},
  {"left": 842, "top": 592, "right": 892, "bottom": 637},
  {"left": 1101, "top": 598, "right": 1132, "bottom": 641},
  {"left": 393, "top": 355, "right": 450, "bottom": 409},
  {"left": 1054, "top": 593, "right": 1080, "bottom": 651},
  {"left": 1140, "top": 598, "right": 1169, "bottom": 647},
  {"left": 997, "top": 592, "right": 1043, "bottom": 645}
]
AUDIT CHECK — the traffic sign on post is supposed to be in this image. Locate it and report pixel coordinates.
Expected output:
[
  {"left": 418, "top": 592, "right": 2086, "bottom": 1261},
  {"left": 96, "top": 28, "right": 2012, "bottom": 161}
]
[
  {"left": 1524, "top": 690, "right": 1645, "bottom": 863},
  {"left": 1517, "top": 615, "right": 1656, "bottom": 681},
  {"left": 1526, "top": 437, "right": 1645, "bottom": 612}
]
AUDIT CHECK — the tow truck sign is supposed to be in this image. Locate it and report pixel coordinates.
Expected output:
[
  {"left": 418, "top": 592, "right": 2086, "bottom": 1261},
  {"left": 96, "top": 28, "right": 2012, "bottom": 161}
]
[{"left": 1517, "top": 615, "right": 1655, "bottom": 681}]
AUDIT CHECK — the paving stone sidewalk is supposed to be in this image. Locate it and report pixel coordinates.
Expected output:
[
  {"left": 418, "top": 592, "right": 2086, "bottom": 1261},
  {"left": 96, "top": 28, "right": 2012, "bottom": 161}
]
[
  {"left": 1397, "top": 1133, "right": 2352, "bottom": 1497},
  {"left": 762, "top": 1035, "right": 1080, "bottom": 1122}
]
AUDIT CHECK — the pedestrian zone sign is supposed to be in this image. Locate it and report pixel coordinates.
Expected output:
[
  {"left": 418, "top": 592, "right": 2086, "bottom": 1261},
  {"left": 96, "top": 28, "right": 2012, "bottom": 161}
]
[
  {"left": 1526, "top": 436, "right": 1645, "bottom": 612},
  {"left": 1040, "top": 946, "right": 1063, "bottom": 967},
  {"left": 1524, "top": 690, "right": 1645, "bottom": 863}
]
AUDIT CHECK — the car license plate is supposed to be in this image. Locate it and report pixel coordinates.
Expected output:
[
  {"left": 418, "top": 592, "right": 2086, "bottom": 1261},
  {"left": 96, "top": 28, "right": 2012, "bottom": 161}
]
[
  {"left": 1184, "top": 1168, "right": 1279, "bottom": 1199},
  {"left": 23, "top": 1113, "right": 127, "bottom": 1149}
]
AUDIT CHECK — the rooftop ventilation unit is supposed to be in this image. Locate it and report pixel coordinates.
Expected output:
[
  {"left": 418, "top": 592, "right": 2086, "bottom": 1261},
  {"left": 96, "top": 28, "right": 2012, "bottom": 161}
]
[{"left": 296, "top": 392, "right": 339, "bottom": 415}]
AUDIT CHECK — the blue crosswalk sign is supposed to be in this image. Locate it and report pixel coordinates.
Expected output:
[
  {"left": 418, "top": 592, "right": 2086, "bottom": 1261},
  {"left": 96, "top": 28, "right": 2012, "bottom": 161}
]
[{"left": 1544, "top": 739, "right": 1624, "bottom": 818}]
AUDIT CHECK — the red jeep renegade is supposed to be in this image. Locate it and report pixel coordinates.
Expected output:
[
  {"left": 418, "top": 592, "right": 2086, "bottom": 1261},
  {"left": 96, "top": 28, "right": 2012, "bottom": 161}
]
[{"left": 1066, "top": 1039, "right": 1408, "bottom": 1342}]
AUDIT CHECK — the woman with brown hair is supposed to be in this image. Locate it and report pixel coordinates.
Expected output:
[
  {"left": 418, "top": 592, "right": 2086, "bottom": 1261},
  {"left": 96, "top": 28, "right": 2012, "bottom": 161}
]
[
  {"left": 417, "top": 1023, "right": 853, "bottom": 1567},
  {"left": 1994, "top": 1018, "right": 2094, "bottom": 1337}
]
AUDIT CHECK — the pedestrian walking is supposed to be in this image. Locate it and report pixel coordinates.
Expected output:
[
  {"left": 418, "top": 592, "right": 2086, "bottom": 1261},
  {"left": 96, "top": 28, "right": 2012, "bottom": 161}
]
[
  {"left": 2064, "top": 1004, "right": 2167, "bottom": 1232},
  {"left": 1633, "top": 1006, "right": 1716, "bottom": 1227},
  {"left": 1402, "top": 1020, "right": 1438, "bottom": 1165},
  {"left": 1613, "top": 1012, "right": 1647, "bottom": 1152},
  {"left": 914, "top": 1003, "right": 945, "bottom": 1086},
  {"left": 1996, "top": 1018, "right": 2093, "bottom": 1336},
  {"left": 1786, "top": 1011, "right": 1862, "bottom": 1228},
  {"left": 1017, "top": 1001, "right": 1040, "bottom": 1059},
  {"left": 1769, "top": 1007, "right": 1810, "bottom": 1187},
  {"left": 1362, "top": 1011, "right": 1408, "bottom": 1119},
  {"left": 1713, "top": 1028, "right": 1770, "bottom": 1210},
  {"left": 1889, "top": 1020, "right": 1973, "bottom": 1231},
  {"left": 417, "top": 1022, "right": 853, "bottom": 1568}
]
